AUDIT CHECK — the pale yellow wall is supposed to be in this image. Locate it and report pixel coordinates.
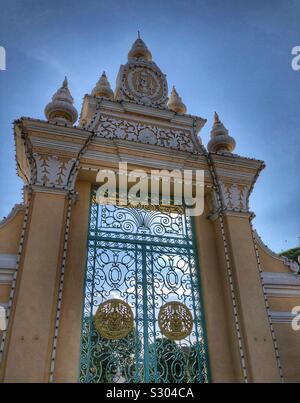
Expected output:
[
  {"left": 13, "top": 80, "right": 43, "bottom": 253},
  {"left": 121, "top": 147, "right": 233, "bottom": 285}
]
[
  {"left": 273, "top": 324, "right": 300, "bottom": 383},
  {"left": 269, "top": 297, "right": 300, "bottom": 312},
  {"left": 0, "top": 284, "right": 10, "bottom": 303},
  {"left": 2, "top": 191, "right": 68, "bottom": 383},
  {"left": 225, "top": 213, "right": 281, "bottom": 383},
  {"left": 256, "top": 240, "right": 289, "bottom": 273},
  {"left": 0, "top": 209, "right": 24, "bottom": 254},
  {"left": 1, "top": 186, "right": 298, "bottom": 383},
  {"left": 255, "top": 238, "right": 300, "bottom": 382},
  {"left": 54, "top": 181, "right": 91, "bottom": 382},
  {"left": 0, "top": 208, "right": 24, "bottom": 360},
  {"left": 268, "top": 298, "right": 300, "bottom": 382},
  {"left": 195, "top": 208, "right": 242, "bottom": 382}
]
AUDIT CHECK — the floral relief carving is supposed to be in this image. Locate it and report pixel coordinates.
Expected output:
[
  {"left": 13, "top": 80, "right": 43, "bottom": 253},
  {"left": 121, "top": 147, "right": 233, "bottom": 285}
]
[
  {"left": 219, "top": 181, "right": 250, "bottom": 212},
  {"left": 33, "top": 153, "right": 76, "bottom": 188},
  {"left": 95, "top": 115, "right": 198, "bottom": 153}
]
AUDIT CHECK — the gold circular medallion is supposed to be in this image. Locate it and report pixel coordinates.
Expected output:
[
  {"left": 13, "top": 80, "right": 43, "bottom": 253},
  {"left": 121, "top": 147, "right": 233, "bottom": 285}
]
[
  {"left": 158, "top": 301, "right": 193, "bottom": 341},
  {"left": 94, "top": 299, "right": 133, "bottom": 340}
]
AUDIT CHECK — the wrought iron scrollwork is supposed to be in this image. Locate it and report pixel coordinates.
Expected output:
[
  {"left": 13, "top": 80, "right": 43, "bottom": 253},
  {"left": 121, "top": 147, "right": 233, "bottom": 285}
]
[{"left": 79, "top": 188, "right": 209, "bottom": 383}]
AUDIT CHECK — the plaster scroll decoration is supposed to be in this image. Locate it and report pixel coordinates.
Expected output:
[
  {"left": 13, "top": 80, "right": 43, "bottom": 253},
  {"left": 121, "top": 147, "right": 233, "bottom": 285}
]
[
  {"left": 95, "top": 115, "right": 199, "bottom": 153},
  {"left": 219, "top": 181, "right": 250, "bottom": 212},
  {"left": 33, "top": 153, "right": 76, "bottom": 189}
]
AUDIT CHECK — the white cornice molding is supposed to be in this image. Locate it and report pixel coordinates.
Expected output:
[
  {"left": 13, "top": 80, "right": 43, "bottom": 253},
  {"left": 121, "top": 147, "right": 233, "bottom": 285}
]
[
  {"left": 0, "top": 254, "right": 17, "bottom": 284},
  {"left": 269, "top": 311, "right": 298, "bottom": 324},
  {"left": 0, "top": 254, "right": 17, "bottom": 269},
  {"left": 90, "top": 98, "right": 206, "bottom": 131},
  {"left": 215, "top": 168, "right": 255, "bottom": 181},
  {"left": 30, "top": 136, "right": 83, "bottom": 154},
  {"left": 31, "top": 185, "right": 69, "bottom": 196},
  {"left": 0, "top": 269, "right": 15, "bottom": 284},
  {"left": 262, "top": 272, "right": 300, "bottom": 297},
  {"left": 17, "top": 117, "right": 89, "bottom": 139},
  {"left": 210, "top": 151, "right": 265, "bottom": 169}
]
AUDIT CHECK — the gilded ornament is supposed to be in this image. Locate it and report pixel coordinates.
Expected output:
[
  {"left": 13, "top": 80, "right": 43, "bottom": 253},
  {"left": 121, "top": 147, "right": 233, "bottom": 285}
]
[
  {"left": 94, "top": 299, "right": 134, "bottom": 340},
  {"left": 158, "top": 301, "right": 193, "bottom": 340}
]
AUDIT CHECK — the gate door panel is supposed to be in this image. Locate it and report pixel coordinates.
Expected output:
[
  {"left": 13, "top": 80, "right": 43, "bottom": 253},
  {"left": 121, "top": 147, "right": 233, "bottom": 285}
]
[{"left": 79, "top": 191, "right": 209, "bottom": 383}]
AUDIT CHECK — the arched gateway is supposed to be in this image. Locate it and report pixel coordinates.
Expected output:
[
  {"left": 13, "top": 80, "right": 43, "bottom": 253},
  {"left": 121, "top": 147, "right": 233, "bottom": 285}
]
[{"left": 0, "top": 37, "right": 299, "bottom": 383}]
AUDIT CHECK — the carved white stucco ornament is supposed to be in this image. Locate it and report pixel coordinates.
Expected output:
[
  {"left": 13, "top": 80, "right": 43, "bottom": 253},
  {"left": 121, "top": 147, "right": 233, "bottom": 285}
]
[
  {"left": 33, "top": 153, "right": 76, "bottom": 189},
  {"left": 219, "top": 181, "right": 250, "bottom": 212},
  {"left": 115, "top": 36, "right": 168, "bottom": 107},
  {"left": 167, "top": 86, "right": 187, "bottom": 114},
  {"left": 95, "top": 115, "right": 198, "bottom": 152},
  {"left": 91, "top": 71, "right": 114, "bottom": 99},
  {"left": 208, "top": 112, "right": 236, "bottom": 153},
  {"left": 44, "top": 77, "right": 78, "bottom": 125}
]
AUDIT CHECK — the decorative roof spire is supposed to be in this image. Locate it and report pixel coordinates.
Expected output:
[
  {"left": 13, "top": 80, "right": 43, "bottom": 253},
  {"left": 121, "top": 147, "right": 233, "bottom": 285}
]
[
  {"left": 44, "top": 77, "right": 78, "bottom": 125},
  {"left": 167, "top": 86, "right": 187, "bottom": 114},
  {"left": 128, "top": 35, "right": 152, "bottom": 61},
  {"left": 214, "top": 111, "right": 220, "bottom": 124},
  {"left": 91, "top": 71, "right": 114, "bottom": 99},
  {"left": 207, "top": 112, "right": 236, "bottom": 153}
]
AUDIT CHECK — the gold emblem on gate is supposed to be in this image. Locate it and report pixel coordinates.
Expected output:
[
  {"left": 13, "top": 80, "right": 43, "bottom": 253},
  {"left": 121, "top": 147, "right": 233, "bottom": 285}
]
[
  {"left": 94, "top": 299, "right": 134, "bottom": 340},
  {"left": 158, "top": 301, "right": 193, "bottom": 341}
]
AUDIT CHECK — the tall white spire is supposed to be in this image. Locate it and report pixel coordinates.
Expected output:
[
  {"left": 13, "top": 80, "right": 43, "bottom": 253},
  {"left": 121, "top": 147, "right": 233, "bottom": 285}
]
[{"left": 44, "top": 77, "right": 78, "bottom": 125}]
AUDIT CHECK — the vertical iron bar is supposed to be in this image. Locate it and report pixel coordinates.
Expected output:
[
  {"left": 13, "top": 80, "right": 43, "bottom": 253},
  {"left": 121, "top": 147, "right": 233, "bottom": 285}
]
[
  {"left": 134, "top": 244, "right": 140, "bottom": 383},
  {"left": 141, "top": 244, "right": 150, "bottom": 382}
]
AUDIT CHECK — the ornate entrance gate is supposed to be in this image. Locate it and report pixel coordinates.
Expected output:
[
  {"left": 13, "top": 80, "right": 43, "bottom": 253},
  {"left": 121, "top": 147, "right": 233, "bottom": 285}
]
[{"left": 79, "top": 190, "right": 209, "bottom": 383}]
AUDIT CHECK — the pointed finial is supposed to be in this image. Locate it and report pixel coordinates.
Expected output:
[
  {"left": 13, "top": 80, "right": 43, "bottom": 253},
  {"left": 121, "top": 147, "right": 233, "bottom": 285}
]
[
  {"left": 62, "top": 76, "right": 68, "bottom": 88},
  {"left": 214, "top": 111, "right": 220, "bottom": 123},
  {"left": 128, "top": 37, "right": 152, "bottom": 61},
  {"left": 167, "top": 86, "right": 187, "bottom": 114},
  {"left": 44, "top": 77, "right": 78, "bottom": 125},
  {"left": 207, "top": 112, "right": 236, "bottom": 153},
  {"left": 91, "top": 71, "right": 114, "bottom": 99}
]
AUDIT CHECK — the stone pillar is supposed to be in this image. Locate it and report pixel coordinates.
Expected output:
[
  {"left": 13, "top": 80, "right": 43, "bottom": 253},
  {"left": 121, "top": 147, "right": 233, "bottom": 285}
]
[
  {"left": 0, "top": 144, "right": 79, "bottom": 382},
  {"left": 54, "top": 181, "right": 91, "bottom": 382},
  {"left": 223, "top": 211, "right": 281, "bottom": 382},
  {"left": 211, "top": 179, "right": 282, "bottom": 383},
  {"left": 2, "top": 189, "right": 69, "bottom": 382},
  {"left": 194, "top": 206, "right": 243, "bottom": 382}
]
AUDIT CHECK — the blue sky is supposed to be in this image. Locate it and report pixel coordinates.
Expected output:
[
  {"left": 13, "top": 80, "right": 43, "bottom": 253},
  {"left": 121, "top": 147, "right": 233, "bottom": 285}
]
[{"left": 0, "top": 0, "right": 299, "bottom": 252}]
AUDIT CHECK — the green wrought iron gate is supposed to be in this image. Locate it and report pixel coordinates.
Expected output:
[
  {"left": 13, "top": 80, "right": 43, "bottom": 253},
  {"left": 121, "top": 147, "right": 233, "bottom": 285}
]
[{"left": 79, "top": 189, "right": 209, "bottom": 383}]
